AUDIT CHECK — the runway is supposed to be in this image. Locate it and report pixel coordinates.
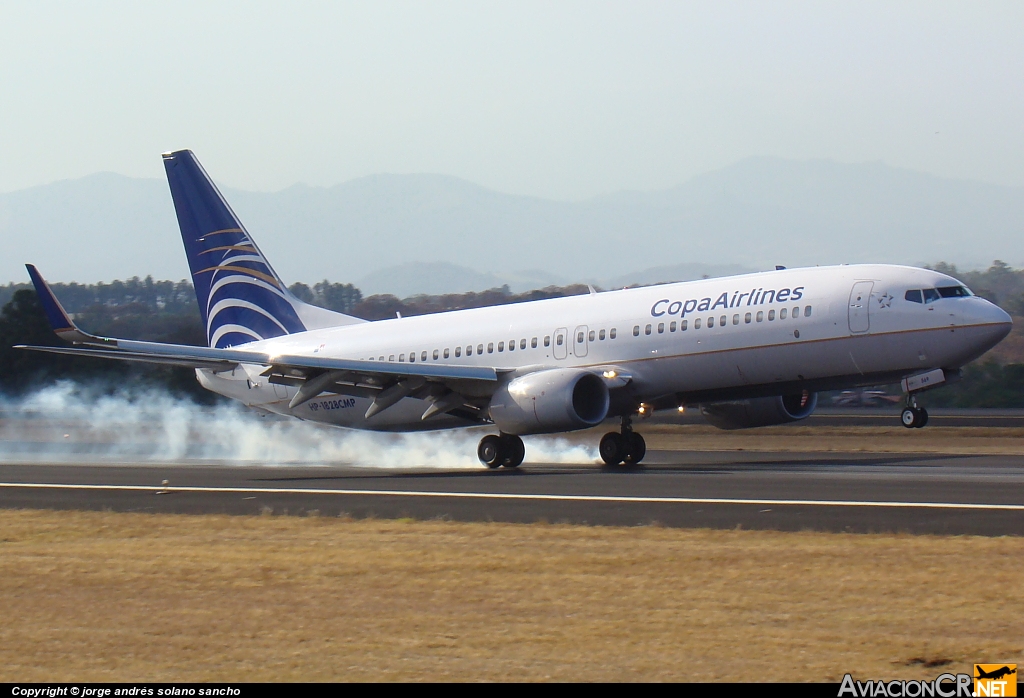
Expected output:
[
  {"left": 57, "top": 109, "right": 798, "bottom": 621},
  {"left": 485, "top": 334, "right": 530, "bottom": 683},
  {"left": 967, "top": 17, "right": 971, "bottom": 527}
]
[{"left": 2, "top": 449, "right": 1023, "bottom": 535}]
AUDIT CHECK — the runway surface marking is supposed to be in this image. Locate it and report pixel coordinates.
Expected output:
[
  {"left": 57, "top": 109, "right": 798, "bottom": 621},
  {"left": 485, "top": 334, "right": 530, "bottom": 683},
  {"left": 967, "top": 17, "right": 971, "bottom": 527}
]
[{"left": 2, "top": 482, "right": 1022, "bottom": 511}]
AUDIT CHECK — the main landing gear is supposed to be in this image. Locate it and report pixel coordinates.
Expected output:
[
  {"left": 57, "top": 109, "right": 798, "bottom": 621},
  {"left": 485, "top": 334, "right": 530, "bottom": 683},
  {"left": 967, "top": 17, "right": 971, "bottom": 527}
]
[
  {"left": 477, "top": 433, "right": 525, "bottom": 469},
  {"left": 901, "top": 395, "right": 929, "bottom": 429},
  {"left": 599, "top": 416, "right": 647, "bottom": 466}
]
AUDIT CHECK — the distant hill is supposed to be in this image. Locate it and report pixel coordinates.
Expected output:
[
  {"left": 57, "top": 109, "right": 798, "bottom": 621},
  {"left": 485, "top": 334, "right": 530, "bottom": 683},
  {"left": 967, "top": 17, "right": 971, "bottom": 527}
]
[{"left": 2, "top": 157, "right": 1022, "bottom": 288}]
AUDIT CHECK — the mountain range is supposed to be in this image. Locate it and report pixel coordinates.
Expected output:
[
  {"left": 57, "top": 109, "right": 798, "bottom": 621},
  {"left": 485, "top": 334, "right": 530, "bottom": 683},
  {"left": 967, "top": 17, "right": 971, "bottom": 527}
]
[{"left": 1, "top": 157, "right": 1021, "bottom": 295}]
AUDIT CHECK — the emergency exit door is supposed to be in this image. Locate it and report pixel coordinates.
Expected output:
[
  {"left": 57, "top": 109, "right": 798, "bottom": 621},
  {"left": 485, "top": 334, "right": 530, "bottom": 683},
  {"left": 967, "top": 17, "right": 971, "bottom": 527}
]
[{"left": 848, "top": 281, "right": 873, "bottom": 333}]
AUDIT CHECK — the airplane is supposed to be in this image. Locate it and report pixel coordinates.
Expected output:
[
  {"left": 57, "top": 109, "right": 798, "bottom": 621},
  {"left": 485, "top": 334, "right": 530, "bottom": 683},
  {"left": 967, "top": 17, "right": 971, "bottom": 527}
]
[
  {"left": 975, "top": 666, "right": 1016, "bottom": 681},
  {"left": 17, "top": 150, "right": 1013, "bottom": 468}
]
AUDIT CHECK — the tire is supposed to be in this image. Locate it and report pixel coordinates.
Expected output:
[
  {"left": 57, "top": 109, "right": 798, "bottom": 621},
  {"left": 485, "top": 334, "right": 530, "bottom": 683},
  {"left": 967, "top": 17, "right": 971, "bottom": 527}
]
[
  {"left": 599, "top": 432, "right": 624, "bottom": 466},
  {"left": 501, "top": 434, "right": 525, "bottom": 468},
  {"left": 915, "top": 408, "right": 929, "bottom": 428},
  {"left": 901, "top": 408, "right": 917, "bottom": 428},
  {"left": 478, "top": 435, "right": 503, "bottom": 468},
  {"left": 623, "top": 432, "right": 646, "bottom": 464}
]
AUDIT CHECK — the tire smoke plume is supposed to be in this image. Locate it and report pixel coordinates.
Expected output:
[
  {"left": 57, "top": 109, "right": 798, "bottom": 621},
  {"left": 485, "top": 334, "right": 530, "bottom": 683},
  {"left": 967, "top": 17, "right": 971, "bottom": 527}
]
[{"left": 0, "top": 382, "right": 597, "bottom": 468}]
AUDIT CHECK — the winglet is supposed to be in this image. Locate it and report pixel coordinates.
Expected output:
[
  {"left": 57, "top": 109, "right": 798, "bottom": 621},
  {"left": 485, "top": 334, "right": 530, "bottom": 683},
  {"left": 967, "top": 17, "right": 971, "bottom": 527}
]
[{"left": 24, "top": 264, "right": 114, "bottom": 346}]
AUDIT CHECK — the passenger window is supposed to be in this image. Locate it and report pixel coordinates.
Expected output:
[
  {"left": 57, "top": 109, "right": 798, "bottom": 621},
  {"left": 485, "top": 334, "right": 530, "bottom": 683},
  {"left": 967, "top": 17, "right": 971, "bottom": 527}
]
[
  {"left": 669, "top": 321, "right": 676, "bottom": 332},
  {"left": 589, "top": 330, "right": 595, "bottom": 342},
  {"left": 433, "top": 349, "right": 440, "bottom": 360},
  {"left": 905, "top": 290, "right": 923, "bottom": 303},
  {"left": 804, "top": 306, "right": 812, "bottom": 317},
  {"left": 488, "top": 343, "right": 494, "bottom": 353},
  {"left": 609, "top": 328, "right": 616, "bottom": 339},
  {"left": 780, "top": 308, "right": 787, "bottom": 320},
  {"left": 544, "top": 336, "right": 551, "bottom": 347},
  {"left": 379, "top": 356, "right": 384, "bottom": 361},
  {"left": 745, "top": 312, "right": 751, "bottom": 324},
  {"left": 599, "top": 329, "right": 606, "bottom": 340},
  {"left": 478, "top": 344, "right": 484, "bottom": 354},
  {"left": 455, "top": 347, "right": 461, "bottom": 358},
  {"left": 389, "top": 355, "right": 395, "bottom": 362},
  {"left": 556, "top": 335, "right": 563, "bottom": 346},
  {"left": 756, "top": 311, "right": 764, "bottom": 322},
  {"left": 768, "top": 310, "right": 775, "bottom": 321},
  {"left": 521, "top": 339, "right": 527, "bottom": 350},
  {"left": 681, "top": 319, "right": 688, "bottom": 330},
  {"left": 707, "top": 317, "right": 714, "bottom": 328},
  {"left": 419, "top": 351, "right": 426, "bottom": 361},
  {"left": 577, "top": 332, "right": 584, "bottom": 343},
  {"left": 633, "top": 326, "right": 640, "bottom": 336},
  {"left": 694, "top": 318, "right": 702, "bottom": 329},
  {"left": 658, "top": 323, "right": 664, "bottom": 333},
  {"left": 443, "top": 349, "right": 449, "bottom": 359},
  {"left": 732, "top": 314, "right": 739, "bottom": 325},
  {"left": 531, "top": 337, "right": 538, "bottom": 348},
  {"left": 645, "top": 324, "right": 652, "bottom": 335},
  {"left": 792, "top": 306, "right": 799, "bottom": 318},
  {"left": 923, "top": 289, "right": 940, "bottom": 303},
  {"left": 508, "top": 340, "right": 514, "bottom": 351},
  {"left": 498, "top": 342, "right": 504, "bottom": 352},
  {"left": 399, "top": 354, "right": 405, "bottom": 362},
  {"left": 720, "top": 315, "right": 727, "bottom": 326},
  {"left": 467, "top": 345, "right": 473, "bottom": 356}
]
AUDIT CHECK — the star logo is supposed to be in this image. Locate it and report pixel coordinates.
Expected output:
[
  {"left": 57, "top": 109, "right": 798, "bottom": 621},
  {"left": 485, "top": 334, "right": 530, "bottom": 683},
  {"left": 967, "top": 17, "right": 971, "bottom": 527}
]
[{"left": 878, "top": 292, "right": 893, "bottom": 308}]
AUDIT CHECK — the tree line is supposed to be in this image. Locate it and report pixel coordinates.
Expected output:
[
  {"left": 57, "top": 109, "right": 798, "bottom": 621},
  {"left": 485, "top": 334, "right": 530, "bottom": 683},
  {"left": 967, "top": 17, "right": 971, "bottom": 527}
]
[{"left": 2, "top": 263, "right": 1022, "bottom": 405}]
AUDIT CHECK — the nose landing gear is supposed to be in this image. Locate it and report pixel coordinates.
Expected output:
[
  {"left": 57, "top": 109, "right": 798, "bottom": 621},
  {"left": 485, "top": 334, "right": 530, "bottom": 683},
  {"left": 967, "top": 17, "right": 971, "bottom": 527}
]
[
  {"left": 901, "top": 395, "right": 929, "bottom": 429},
  {"left": 477, "top": 433, "right": 526, "bottom": 468},
  {"left": 599, "top": 416, "right": 647, "bottom": 466}
]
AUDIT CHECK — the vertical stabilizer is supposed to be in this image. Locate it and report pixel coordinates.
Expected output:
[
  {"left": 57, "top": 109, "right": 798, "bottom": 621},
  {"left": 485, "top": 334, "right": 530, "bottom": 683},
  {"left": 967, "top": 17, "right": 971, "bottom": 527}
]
[{"left": 162, "top": 150, "right": 363, "bottom": 348}]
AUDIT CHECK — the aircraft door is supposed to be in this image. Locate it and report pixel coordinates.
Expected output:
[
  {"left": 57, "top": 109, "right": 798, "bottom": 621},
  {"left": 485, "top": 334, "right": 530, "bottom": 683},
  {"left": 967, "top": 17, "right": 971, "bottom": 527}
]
[
  {"left": 848, "top": 281, "right": 873, "bottom": 333},
  {"left": 553, "top": 327, "right": 568, "bottom": 360},
  {"left": 573, "top": 325, "right": 589, "bottom": 357}
]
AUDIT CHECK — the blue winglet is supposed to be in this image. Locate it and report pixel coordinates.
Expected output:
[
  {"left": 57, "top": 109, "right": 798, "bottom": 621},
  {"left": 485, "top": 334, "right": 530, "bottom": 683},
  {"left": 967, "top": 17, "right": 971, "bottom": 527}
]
[
  {"left": 25, "top": 264, "right": 76, "bottom": 333},
  {"left": 24, "top": 264, "right": 112, "bottom": 345}
]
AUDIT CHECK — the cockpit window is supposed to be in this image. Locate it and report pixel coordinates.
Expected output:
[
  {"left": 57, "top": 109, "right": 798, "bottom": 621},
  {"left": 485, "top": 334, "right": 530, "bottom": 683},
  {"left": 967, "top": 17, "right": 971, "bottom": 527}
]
[
  {"left": 905, "top": 290, "right": 923, "bottom": 304},
  {"left": 922, "top": 288, "right": 940, "bottom": 303},
  {"left": 937, "top": 285, "right": 971, "bottom": 298}
]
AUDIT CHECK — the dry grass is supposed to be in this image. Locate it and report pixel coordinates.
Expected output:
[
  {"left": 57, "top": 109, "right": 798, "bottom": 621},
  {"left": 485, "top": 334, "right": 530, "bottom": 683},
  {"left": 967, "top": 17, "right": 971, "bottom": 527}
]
[
  {"left": 0, "top": 510, "right": 1021, "bottom": 682},
  {"left": 634, "top": 424, "right": 1024, "bottom": 455}
]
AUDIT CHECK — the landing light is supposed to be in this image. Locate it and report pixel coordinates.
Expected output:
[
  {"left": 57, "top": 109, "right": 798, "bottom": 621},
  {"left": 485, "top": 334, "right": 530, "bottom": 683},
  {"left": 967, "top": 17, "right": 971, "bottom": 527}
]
[
  {"left": 603, "top": 370, "right": 617, "bottom": 379},
  {"left": 678, "top": 405, "right": 685, "bottom": 413}
]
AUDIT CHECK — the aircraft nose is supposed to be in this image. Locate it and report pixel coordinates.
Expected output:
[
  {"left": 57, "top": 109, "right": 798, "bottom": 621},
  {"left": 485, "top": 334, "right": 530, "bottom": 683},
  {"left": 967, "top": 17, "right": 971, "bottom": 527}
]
[{"left": 973, "top": 298, "right": 1012, "bottom": 336}]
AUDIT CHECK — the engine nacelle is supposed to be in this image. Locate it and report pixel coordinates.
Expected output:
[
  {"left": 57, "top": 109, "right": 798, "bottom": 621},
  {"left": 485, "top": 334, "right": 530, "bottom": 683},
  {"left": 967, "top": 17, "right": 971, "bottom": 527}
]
[
  {"left": 488, "top": 368, "right": 610, "bottom": 435},
  {"left": 700, "top": 391, "right": 818, "bottom": 430}
]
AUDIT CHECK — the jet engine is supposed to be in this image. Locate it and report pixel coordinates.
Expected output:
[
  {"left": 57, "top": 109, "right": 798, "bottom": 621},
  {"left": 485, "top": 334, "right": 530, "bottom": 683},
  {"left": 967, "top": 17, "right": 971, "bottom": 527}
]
[
  {"left": 700, "top": 391, "right": 818, "bottom": 430},
  {"left": 488, "top": 368, "right": 610, "bottom": 435}
]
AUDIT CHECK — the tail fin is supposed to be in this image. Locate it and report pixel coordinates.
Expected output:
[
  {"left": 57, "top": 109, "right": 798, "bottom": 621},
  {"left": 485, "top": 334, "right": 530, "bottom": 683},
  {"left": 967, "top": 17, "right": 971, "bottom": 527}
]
[{"left": 161, "top": 149, "right": 364, "bottom": 348}]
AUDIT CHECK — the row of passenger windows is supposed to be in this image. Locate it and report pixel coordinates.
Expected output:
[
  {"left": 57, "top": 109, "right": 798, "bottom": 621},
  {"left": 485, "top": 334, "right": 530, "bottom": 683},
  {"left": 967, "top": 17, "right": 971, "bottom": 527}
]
[
  {"left": 905, "top": 286, "right": 971, "bottom": 303},
  {"left": 362, "top": 304, "right": 814, "bottom": 362},
  {"left": 632, "top": 305, "right": 813, "bottom": 335},
  {"left": 367, "top": 328, "right": 620, "bottom": 363}
]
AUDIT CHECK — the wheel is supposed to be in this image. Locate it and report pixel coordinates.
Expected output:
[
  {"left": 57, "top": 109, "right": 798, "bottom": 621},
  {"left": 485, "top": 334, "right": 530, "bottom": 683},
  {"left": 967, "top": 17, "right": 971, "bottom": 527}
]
[
  {"left": 915, "top": 408, "right": 929, "bottom": 428},
  {"left": 599, "top": 432, "right": 625, "bottom": 465},
  {"left": 478, "top": 435, "right": 503, "bottom": 468},
  {"left": 622, "top": 432, "right": 646, "bottom": 464},
  {"left": 901, "top": 408, "right": 917, "bottom": 428},
  {"left": 500, "top": 434, "right": 525, "bottom": 468}
]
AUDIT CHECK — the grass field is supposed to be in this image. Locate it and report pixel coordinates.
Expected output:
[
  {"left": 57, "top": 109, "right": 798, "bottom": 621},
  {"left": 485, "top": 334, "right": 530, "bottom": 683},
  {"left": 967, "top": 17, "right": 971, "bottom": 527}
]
[{"left": 0, "top": 509, "right": 1020, "bottom": 682}]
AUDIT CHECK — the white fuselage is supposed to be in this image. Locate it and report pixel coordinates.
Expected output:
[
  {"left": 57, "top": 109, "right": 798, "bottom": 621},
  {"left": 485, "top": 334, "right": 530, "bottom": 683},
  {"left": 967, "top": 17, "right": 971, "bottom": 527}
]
[{"left": 196, "top": 264, "right": 1012, "bottom": 431}]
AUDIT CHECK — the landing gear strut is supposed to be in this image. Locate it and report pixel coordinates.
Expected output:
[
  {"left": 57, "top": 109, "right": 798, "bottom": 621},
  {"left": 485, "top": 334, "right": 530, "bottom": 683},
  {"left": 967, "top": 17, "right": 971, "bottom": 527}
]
[
  {"left": 478, "top": 433, "right": 526, "bottom": 469},
  {"left": 901, "top": 394, "right": 929, "bottom": 429},
  {"left": 599, "top": 415, "right": 647, "bottom": 466}
]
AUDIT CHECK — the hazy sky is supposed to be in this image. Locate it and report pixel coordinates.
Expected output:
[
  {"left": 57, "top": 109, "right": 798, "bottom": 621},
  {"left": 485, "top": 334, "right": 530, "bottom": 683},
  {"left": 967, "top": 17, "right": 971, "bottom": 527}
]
[{"left": 1, "top": 1, "right": 1022, "bottom": 200}]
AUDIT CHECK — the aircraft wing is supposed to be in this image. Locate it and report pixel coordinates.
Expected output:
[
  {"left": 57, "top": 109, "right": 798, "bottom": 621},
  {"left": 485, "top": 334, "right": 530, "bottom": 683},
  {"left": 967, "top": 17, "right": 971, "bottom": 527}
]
[{"left": 18, "top": 264, "right": 499, "bottom": 420}]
